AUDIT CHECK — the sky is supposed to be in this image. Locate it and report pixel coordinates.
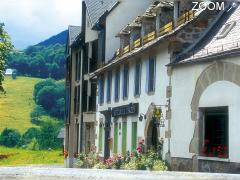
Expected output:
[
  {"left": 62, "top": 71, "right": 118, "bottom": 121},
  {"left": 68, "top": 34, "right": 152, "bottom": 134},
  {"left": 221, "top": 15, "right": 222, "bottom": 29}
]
[{"left": 0, "top": 0, "right": 82, "bottom": 50}]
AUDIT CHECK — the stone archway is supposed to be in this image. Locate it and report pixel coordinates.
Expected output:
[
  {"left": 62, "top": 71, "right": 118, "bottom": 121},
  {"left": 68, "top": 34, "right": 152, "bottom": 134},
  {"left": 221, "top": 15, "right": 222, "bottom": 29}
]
[
  {"left": 144, "top": 103, "right": 160, "bottom": 150},
  {"left": 189, "top": 61, "right": 240, "bottom": 155}
]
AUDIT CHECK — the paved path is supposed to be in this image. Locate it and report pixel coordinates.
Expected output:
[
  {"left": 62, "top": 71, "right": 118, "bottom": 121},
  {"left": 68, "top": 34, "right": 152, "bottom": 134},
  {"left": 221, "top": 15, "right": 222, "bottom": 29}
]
[{"left": 0, "top": 167, "right": 240, "bottom": 180}]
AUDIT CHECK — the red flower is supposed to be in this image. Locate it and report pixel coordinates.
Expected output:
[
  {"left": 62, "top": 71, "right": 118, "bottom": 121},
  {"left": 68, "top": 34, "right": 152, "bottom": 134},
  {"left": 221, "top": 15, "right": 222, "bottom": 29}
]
[
  {"left": 137, "top": 147, "right": 142, "bottom": 153},
  {"left": 204, "top": 139, "right": 210, "bottom": 145}
]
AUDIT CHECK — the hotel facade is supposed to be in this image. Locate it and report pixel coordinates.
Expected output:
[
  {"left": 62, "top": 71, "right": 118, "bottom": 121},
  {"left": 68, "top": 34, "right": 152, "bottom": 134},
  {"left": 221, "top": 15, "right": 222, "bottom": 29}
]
[{"left": 66, "top": 0, "right": 240, "bottom": 173}]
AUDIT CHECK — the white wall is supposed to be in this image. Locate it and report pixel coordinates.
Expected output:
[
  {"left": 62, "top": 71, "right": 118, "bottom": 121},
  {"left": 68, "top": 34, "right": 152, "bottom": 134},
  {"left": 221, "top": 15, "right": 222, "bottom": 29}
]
[
  {"left": 171, "top": 58, "right": 240, "bottom": 162},
  {"left": 85, "top": 13, "right": 98, "bottom": 43},
  {"left": 105, "top": 0, "right": 155, "bottom": 62}
]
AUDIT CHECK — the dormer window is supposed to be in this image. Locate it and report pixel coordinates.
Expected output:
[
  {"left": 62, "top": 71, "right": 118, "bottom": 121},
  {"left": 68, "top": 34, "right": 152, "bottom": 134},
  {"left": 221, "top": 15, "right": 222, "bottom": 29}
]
[{"left": 217, "top": 21, "right": 236, "bottom": 39}]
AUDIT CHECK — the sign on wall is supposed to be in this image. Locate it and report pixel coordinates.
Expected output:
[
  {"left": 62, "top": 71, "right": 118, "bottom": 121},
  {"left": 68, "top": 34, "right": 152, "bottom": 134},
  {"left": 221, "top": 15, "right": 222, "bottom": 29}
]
[{"left": 112, "top": 103, "right": 139, "bottom": 117}]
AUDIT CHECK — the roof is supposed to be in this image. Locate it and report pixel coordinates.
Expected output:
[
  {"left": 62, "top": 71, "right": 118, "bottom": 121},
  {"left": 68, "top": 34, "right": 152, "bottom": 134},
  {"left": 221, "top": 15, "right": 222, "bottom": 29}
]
[
  {"left": 57, "top": 128, "right": 65, "bottom": 139},
  {"left": 84, "top": 0, "right": 118, "bottom": 28},
  {"left": 68, "top": 25, "right": 81, "bottom": 46},
  {"left": 174, "top": 2, "right": 240, "bottom": 65}
]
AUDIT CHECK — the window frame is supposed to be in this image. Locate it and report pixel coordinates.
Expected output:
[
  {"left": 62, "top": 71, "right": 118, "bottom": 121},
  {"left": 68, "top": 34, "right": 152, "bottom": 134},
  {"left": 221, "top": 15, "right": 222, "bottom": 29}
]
[
  {"left": 98, "top": 75, "right": 105, "bottom": 105},
  {"left": 106, "top": 71, "right": 112, "bottom": 103},
  {"left": 200, "top": 106, "right": 229, "bottom": 159},
  {"left": 114, "top": 67, "right": 120, "bottom": 102},
  {"left": 146, "top": 57, "right": 156, "bottom": 93},
  {"left": 122, "top": 64, "right": 129, "bottom": 100},
  {"left": 134, "top": 62, "right": 141, "bottom": 97}
]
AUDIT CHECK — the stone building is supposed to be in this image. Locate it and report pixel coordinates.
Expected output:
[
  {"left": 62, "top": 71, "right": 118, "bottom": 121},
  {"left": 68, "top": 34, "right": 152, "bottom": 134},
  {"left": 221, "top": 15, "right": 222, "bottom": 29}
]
[
  {"left": 90, "top": 0, "right": 240, "bottom": 173},
  {"left": 66, "top": 0, "right": 240, "bottom": 173}
]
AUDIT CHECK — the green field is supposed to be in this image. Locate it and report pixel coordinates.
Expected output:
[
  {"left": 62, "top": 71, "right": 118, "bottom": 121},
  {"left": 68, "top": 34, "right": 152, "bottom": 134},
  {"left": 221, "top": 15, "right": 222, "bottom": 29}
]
[
  {"left": 0, "top": 76, "right": 42, "bottom": 133},
  {"left": 0, "top": 146, "right": 63, "bottom": 166}
]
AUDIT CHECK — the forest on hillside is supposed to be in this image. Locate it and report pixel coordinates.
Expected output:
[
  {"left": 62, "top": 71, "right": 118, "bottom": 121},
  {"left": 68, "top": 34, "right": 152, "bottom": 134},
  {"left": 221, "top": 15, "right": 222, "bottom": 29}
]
[{"left": 7, "top": 43, "right": 66, "bottom": 80}]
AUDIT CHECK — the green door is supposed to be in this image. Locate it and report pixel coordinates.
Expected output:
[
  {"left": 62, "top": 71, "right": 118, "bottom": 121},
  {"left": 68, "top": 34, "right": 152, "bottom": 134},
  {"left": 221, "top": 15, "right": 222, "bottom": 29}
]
[
  {"left": 131, "top": 122, "right": 138, "bottom": 151},
  {"left": 98, "top": 126, "right": 103, "bottom": 152},
  {"left": 122, "top": 122, "right": 127, "bottom": 155},
  {"left": 114, "top": 123, "right": 118, "bottom": 154}
]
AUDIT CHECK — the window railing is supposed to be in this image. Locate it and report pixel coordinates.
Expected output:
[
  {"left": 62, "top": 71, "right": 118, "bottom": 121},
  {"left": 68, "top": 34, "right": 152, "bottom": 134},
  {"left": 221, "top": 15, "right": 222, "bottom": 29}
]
[
  {"left": 114, "top": 10, "right": 195, "bottom": 59},
  {"left": 160, "top": 22, "right": 173, "bottom": 36},
  {"left": 177, "top": 10, "right": 194, "bottom": 27},
  {"left": 143, "top": 31, "right": 156, "bottom": 45}
]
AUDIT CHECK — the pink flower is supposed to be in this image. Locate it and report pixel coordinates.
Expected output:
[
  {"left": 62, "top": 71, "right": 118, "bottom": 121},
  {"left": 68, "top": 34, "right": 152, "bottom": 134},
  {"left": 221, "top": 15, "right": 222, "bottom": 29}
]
[{"left": 139, "top": 139, "right": 145, "bottom": 145}]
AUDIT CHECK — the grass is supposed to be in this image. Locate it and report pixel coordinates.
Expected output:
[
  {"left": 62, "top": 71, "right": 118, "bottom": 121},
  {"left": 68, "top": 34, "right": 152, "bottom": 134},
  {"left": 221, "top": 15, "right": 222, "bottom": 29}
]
[
  {"left": 0, "top": 76, "right": 42, "bottom": 133},
  {"left": 0, "top": 146, "right": 64, "bottom": 166}
]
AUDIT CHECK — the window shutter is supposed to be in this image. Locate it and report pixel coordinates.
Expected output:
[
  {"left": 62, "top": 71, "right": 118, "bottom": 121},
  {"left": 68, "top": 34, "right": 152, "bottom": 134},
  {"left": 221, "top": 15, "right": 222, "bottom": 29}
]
[
  {"left": 114, "top": 123, "right": 118, "bottom": 153},
  {"left": 146, "top": 60, "right": 150, "bottom": 92},
  {"left": 122, "top": 122, "right": 127, "bottom": 155}
]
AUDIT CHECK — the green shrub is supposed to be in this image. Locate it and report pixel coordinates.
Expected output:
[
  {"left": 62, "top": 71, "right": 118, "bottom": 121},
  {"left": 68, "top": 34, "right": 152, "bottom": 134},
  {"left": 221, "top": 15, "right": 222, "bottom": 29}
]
[
  {"left": 93, "top": 162, "right": 107, "bottom": 169},
  {"left": 152, "top": 160, "right": 168, "bottom": 171},
  {"left": 26, "top": 138, "right": 40, "bottom": 151},
  {"left": 76, "top": 152, "right": 100, "bottom": 168},
  {"left": 38, "top": 120, "right": 61, "bottom": 149},
  {"left": 21, "top": 127, "right": 41, "bottom": 144},
  {"left": 0, "top": 128, "right": 21, "bottom": 147}
]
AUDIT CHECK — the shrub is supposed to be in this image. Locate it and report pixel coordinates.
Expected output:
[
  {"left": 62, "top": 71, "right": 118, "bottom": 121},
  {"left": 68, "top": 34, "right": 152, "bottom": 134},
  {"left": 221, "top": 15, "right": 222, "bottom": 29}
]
[
  {"left": 38, "top": 120, "right": 61, "bottom": 149},
  {"left": 0, "top": 128, "right": 21, "bottom": 147},
  {"left": 21, "top": 127, "right": 41, "bottom": 145},
  {"left": 152, "top": 160, "right": 168, "bottom": 171},
  {"left": 76, "top": 152, "right": 100, "bottom": 168},
  {"left": 26, "top": 138, "right": 40, "bottom": 151}
]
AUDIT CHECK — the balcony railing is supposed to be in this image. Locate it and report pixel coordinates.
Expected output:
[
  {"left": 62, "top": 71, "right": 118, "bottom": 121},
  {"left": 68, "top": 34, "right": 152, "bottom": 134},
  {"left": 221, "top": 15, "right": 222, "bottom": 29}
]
[
  {"left": 143, "top": 31, "right": 156, "bottom": 45},
  {"left": 115, "top": 10, "right": 195, "bottom": 59}
]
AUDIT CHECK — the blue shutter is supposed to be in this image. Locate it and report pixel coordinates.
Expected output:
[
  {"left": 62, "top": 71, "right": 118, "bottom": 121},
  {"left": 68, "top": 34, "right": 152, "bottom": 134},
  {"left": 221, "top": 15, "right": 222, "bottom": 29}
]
[
  {"left": 98, "top": 78, "right": 101, "bottom": 104},
  {"left": 153, "top": 58, "right": 156, "bottom": 92},
  {"left": 146, "top": 60, "right": 149, "bottom": 93}
]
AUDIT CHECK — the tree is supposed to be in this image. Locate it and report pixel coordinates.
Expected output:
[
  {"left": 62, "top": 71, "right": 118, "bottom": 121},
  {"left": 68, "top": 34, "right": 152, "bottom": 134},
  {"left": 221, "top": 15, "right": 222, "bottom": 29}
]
[
  {"left": 0, "top": 128, "right": 21, "bottom": 147},
  {"left": 0, "top": 23, "right": 13, "bottom": 92},
  {"left": 33, "top": 78, "right": 56, "bottom": 101},
  {"left": 38, "top": 120, "right": 61, "bottom": 149},
  {"left": 36, "top": 86, "right": 57, "bottom": 110}
]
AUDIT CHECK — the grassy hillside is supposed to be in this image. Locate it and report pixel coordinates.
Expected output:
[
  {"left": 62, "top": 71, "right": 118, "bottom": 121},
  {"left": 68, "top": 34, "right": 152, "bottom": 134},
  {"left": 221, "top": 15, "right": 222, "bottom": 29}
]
[
  {"left": 0, "top": 76, "right": 42, "bottom": 133},
  {"left": 0, "top": 146, "right": 63, "bottom": 166}
]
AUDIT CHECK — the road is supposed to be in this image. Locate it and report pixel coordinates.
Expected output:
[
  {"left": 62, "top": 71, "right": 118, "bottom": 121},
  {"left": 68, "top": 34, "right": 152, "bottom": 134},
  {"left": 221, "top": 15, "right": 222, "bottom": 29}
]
[{"left": 0, "top": 167, "right": 240, "bottom": 180}]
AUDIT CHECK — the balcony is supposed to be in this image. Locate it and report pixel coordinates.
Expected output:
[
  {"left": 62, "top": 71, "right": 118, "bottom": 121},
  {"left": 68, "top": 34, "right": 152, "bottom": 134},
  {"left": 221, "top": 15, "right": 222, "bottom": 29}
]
[{"left": 116, "top": 10, "right": 195, "bottom": 58}]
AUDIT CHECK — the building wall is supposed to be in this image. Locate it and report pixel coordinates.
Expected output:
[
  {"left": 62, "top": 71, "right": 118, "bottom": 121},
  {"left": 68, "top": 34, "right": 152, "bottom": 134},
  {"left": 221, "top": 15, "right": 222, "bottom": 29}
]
[
  {"left": 171, "top": 57, "right": 240, "bottom": 164},
  {"left": 105, "top": 0, "right": 155, "bottom": 62},
  {"left": 96, "top": 43, "right": 170, "bottom": 157}
]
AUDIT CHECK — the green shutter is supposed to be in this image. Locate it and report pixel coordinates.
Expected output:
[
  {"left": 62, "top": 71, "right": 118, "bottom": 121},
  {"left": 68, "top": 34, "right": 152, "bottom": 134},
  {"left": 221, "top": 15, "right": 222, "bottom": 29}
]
[
  {"left": 114, "top": 123, "right": 118, "bottom": 154},
  {"left": 122, "top": 122, "right": 127, "bottom": 155},
  {"left": 131, "top": 122, "right": 138, "bottom": 151},
  {"left": 98, "top": 126, "right": 103, "bottom": 152}
]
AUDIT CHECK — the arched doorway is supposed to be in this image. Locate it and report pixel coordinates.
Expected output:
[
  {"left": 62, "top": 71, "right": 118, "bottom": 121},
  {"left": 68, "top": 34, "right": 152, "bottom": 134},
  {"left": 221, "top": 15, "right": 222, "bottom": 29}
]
[{"left": 146, "top": 120, "right": 159, "bottom": 150}]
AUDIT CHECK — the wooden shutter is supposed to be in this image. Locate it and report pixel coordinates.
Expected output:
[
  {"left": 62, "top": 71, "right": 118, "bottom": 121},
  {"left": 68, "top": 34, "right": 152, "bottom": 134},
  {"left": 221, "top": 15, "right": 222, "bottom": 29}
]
[
  {"left": 122, "top": 122, "right": 127, "bottom": 155},
  {"left": 131, "top": 122, "right": 138, "bottom": 151},
  {"left": 114, "top": 123, "right": 118, "bottom": 154}
]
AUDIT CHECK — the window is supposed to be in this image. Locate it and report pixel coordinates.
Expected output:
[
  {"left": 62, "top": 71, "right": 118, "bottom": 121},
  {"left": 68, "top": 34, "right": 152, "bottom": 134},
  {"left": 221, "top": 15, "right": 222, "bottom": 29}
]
[
  {"left": 74, "top": 85, "right": 80, "bottom": 115},
  {"left": 122, "top": 64, "right": 129, "bottom": 99},
  {"left": 201, "top": 107, "right": 228, "bottom": 158},
  {"left": 146, "top": 57, "right": 156, "bottom": 93},
  {"left": 131, "top": 122, "right": 138, "bottom": 151},
  {"left": 75, "top": 52, "right": 81, "bottom": 81},
  {"left": 217, "top": 21, "right": 236, "bottom": 39},
  {"left": 98, "top": 75, "right": 104, "bottom": 105},
  {"left": 106, "top": 71, "right": 112, "bottom": 103},
  {"left": 134, "top": 62, "right": 141, "bottom": 96},
  {"left": 114, "top": 68, "right": 120, "bottom": 102}
]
